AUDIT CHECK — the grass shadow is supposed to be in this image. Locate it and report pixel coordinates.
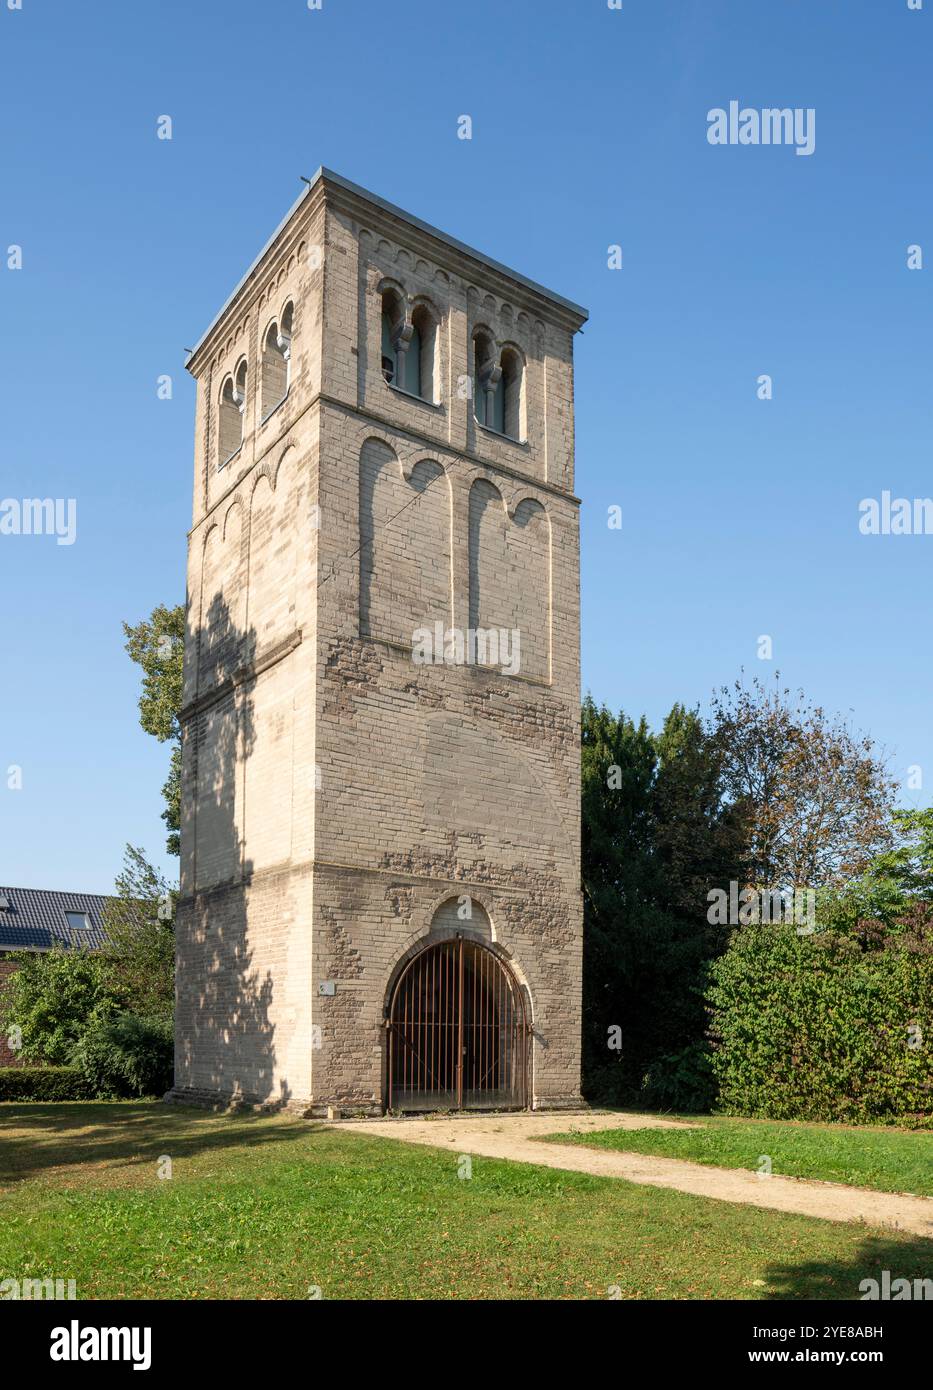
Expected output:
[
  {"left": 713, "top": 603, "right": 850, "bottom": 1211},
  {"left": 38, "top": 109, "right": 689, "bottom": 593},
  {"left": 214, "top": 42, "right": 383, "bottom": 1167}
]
[
  {"left": 762, "top": 1232, "right": 933, "bottom": 1300},
  {"left": 0, "top": 1101, "right": 318, "bottom": 1185}
]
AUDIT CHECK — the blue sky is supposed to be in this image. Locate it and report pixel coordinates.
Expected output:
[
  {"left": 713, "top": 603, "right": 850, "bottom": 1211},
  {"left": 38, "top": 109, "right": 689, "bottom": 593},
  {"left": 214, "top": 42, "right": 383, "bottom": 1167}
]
[{"left": 1, "top": 0, "right": 930, "bottom": 892}]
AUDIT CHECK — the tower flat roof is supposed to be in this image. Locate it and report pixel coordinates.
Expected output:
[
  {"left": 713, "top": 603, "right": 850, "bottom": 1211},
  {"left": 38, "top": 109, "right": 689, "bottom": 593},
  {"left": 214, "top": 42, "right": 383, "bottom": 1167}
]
[{"left": 188, "top": 167, "right": 588, "bottom": 364}]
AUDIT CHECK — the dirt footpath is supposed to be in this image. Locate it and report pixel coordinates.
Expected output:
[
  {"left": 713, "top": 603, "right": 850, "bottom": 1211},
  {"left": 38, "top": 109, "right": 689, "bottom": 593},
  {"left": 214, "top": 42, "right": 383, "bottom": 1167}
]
[{"left": 337, "top": 1110, "right": 933, "bottom": 1239}]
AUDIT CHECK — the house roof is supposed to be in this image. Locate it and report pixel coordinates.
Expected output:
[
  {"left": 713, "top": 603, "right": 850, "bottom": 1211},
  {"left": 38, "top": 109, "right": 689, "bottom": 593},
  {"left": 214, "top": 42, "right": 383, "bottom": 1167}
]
[{"left": 0, "top": 886, "right": 110, "bottom": 952}]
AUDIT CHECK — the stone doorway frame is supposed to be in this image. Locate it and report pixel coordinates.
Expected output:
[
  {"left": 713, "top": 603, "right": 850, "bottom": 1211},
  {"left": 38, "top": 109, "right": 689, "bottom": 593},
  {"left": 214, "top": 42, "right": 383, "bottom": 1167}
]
[{"left": 384, "top": 935, "right": 530, "bottom": 1112}]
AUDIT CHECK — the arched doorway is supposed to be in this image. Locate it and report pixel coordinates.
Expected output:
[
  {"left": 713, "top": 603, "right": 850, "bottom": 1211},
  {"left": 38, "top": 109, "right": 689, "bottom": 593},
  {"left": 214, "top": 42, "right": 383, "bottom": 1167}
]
[{"left": 386, "top": 937, "right": 529, "bottom": 1111}]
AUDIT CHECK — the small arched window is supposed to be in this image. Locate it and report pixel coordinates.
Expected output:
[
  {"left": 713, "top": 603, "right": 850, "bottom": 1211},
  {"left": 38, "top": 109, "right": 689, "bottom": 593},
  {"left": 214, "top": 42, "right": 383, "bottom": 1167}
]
[
  {"left": 261, "top": 302, "right": 292, "bottom": 419},
  {"left": 381, "top": 288, "right": 405, "bottom": 388},
  {"left": 472, "top": 330, "right": 503, "bottom": 432},
  {"left": 403, "top": 318, "right": 421, "bottom": 395},
  {"left": 500, "top": 346, "right": 525, "bottom": 441},
  {"left": 218, "top": 360, "right": 247, "bottom": 467},
  {"left": 473, "top": 335, "right": 523, "bottom": 441},
  {"left": 381, "top": 288, "right": 435, "bottom": 400},
  {"left": 410, "top": 302, "right": 437, "bottom": 402}
]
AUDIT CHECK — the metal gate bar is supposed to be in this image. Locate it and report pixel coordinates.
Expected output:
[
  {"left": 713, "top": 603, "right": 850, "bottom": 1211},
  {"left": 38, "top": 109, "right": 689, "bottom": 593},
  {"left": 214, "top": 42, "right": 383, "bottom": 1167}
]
[{"left": 386, "top": 937, "right": 528, "bottom": 1112}]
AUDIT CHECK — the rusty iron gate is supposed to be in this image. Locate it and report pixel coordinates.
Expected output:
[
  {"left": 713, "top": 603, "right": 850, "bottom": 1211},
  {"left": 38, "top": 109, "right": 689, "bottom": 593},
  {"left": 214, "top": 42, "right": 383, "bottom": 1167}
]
[{"left": 386, "top": 937, "right": 529, "bottom": 1111}]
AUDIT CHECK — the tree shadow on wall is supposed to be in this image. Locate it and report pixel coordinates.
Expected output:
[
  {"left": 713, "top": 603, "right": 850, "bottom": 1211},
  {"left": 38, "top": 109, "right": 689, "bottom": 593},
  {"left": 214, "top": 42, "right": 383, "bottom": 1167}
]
[{"left": 174, "top": 592, "right": 290, "bottom": 1110}]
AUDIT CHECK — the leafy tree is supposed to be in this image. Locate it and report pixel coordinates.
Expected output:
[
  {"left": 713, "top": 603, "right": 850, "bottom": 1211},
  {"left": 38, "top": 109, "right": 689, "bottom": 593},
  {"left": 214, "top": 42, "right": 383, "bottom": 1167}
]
[
  {"left": 581, "top": 699, "right": 656, "bottom": 1099},
  {"left": 816, "top": 809, "right": 933, "bottom": 945},
  {"left": 815, "top": 875, "right": 911, "bottom": 940},
  {"left": 653, "top": 703, "right": 748, "bottom": 921},
  {"left": 584, "top": 676, "right": 919, "bottom": 1118},
  {"left": 581, "top": 696, "right": 744, "bottom": 1107},
  {"left": 100, "top": 844, "right": 175, "bottom": 1021},
  {"left": 710, "top": 673, "right": 897, "bottom": 893},
  {"left": 865, "top": 808, "right": 933, "bottom": 903},
  {"left": 0, "top": 949, "right": 111, "bottom": 1065},
  {"left": 123, "top": 603, "right": 185, "bottom": 854}
]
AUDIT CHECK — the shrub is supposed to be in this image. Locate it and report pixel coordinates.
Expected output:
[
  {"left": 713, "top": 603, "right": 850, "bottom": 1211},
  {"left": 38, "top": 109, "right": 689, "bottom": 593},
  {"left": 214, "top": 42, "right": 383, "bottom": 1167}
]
[
  {"left": 641, "top": 1042, "right": 717, "bottom": 1113},
  {"left": 72, "top": 1013, "right": 174, "bottom": 1099},
  {"left": 0, "top": 1066, "right": 91, "bottom": 1102},
  {"left": 707, "top": 925, "right": 933, "bottom": 1126},
  {"left": 0, "top": 948, "right": 111, "bottom": 1065}
]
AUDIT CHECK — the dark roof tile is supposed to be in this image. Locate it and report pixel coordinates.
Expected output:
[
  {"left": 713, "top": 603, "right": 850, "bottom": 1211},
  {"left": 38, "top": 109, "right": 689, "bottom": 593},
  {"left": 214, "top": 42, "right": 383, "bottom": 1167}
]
[{"left": 0, "top": 886, "right": 110, "bottom": 952}]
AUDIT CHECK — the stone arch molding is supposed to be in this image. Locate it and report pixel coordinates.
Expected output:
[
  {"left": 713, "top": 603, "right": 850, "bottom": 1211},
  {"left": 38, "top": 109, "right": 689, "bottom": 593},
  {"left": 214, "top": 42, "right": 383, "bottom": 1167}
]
[
  {"left": 466, "top": 286, "right": 542, "bottom": 344},
  {"left": 260, "top": 295, "right": 295, "bottom": 344},
  {"left": 195, "top": 440, "right": 308, "bottom": 693},
  {"left": 358, "top": 436, "right": 452, "bottom": 645},
  {"left": 247, "top": 444, "right": 304, "bottom": 656},
  {"left": 222, "top": 495, "right": 244, "bottom": 542},
  {"left": 197, "top": 508, "right": 244, "bottom": 694},
  {"left": 382, "top": 893, "right": 536, "bottom": 1033},
  {"left": 425, "top": 891, "right": 496, "bottom": 943},
  {"left": 356, "top": 432, "right": 552, "bottom": 681},
  {"left": 376, "top": 273, "right": 406, "bottom": 303},
  {"left": 362, "top": 226, "right": 451, "bottom": 288},
  {"left": 375, "top": 274, "right": 442, "bottom": 403},
  {"left": 467, "top": 477, "right": 551, "bottom": 682},
  {"left": 247, "top": 437, "right": 301, "bottom": 498},
  {"left": 384, "top": 894, "right": 502, "bottom": 992}
]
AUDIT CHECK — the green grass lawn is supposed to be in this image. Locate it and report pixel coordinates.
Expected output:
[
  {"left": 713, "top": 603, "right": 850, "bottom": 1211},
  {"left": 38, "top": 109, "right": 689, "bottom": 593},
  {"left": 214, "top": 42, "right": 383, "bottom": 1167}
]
[
  {"left": 543, "top": 1114, "right": 933, "bottom": 1196},
  {"left": 0, "top": 1103, "right": 930, "bottom": 1300}
]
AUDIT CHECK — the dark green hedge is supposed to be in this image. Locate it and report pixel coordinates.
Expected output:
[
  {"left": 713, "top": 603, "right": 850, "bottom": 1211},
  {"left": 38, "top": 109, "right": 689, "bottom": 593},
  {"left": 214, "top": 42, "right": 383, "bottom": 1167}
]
[
  {"left": 0, "top": 1066, "right": 92, "bottom": 1102},
  {"left": 71, "top": 1013, "right": 173, "bottom": 1099},
  {"left": 707, "top": 925, "right": 933, "bottom": 1126}
]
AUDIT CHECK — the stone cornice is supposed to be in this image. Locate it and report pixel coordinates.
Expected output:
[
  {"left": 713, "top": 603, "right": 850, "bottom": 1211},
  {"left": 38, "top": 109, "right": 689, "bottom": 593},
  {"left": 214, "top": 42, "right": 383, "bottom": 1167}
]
[
  {"left": 184, "top": 169, "right": 588, "bottom": 379},
  {"left": 185, "top": 182, "right": 325, "bottom": 379},
  {"left": 188, "top": 391, "right": 580, "bottom": 541},
  {"left": 321, "top": 172, "right": 588, "bottom": 334},
  {"left": 179, "top": 628, "right": 303, "bottom": 724},
  {"left": 175, "top": 854, "right": 584, "bottom": 912}
]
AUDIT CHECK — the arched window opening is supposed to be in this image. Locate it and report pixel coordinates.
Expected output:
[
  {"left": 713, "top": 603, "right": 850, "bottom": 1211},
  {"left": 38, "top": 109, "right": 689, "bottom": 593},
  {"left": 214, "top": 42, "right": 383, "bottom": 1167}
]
[
  {"left": 500, "top": 346, "right": 524, "bottom": 441},
  {"left": 261, "top": 302, "right": 292, "bottom": 419},
  {"left": 218, "top": 362, "right": 246, "bottom": 467},
  {"left": 473, "top": 330, "right": 502, "bottom": 429},
  {"left": 410, "top": 302, "right": 436, "bottom": 402},
  {"left": 489, "top": 371, "right": 506, "bottom": 434},
  {"left": 402, "top": 320, "right": 421, "bottom": 395},
  {"left": 380, "top": 287, "right": 406, "bottom": 388}
]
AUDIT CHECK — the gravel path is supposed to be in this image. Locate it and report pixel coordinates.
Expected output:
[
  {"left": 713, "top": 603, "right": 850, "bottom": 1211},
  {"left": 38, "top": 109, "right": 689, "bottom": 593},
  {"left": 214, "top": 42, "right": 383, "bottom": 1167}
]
[{"left": 337, "top": 1110, "right": 933, "bottom": 1239}]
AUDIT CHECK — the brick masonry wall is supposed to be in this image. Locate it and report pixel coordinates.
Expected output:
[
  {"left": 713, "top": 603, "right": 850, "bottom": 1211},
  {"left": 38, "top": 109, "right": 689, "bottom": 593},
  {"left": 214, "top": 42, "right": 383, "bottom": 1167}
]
[
  {"left": 174, "top": 176, "right": 584, "bottom": 1113},
  {"left": 313, "top": 411, "right": 582, "bottom": 1105},
  {"left": 174, "top": 864, "right": 314, "bottom": 1105}
]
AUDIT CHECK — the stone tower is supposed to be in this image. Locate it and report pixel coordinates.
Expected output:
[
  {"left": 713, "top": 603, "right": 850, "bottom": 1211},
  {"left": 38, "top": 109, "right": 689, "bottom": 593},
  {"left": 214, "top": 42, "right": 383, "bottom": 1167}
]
[{"left": 172, "top": 170, "right": 587, "bottom": 1114}]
